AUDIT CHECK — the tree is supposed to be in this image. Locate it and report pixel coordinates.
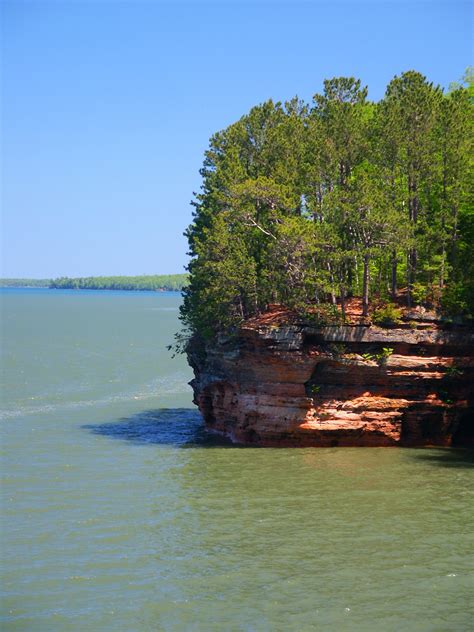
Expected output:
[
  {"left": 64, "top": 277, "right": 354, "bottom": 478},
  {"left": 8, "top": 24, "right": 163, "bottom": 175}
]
[
  {"left": 324, "top": 164, "right": 407, "bottom": 315},
  {"left": 380, "top": 71, "right": 442, "bottom": 305},
  {"left": 181, "top": 213, "right": 257, "bottom": 338}
]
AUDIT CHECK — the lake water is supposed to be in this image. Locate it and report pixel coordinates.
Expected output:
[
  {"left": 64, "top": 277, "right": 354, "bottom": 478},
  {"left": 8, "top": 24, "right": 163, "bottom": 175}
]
[{"left": 1, "top": 288, "right": 473, "bottom": 631}]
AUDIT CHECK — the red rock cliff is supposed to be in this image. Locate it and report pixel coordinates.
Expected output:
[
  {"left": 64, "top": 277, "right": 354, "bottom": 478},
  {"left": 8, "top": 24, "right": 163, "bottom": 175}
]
[{"left": 188, "top": 311, "right": 474, "bottom": 447}]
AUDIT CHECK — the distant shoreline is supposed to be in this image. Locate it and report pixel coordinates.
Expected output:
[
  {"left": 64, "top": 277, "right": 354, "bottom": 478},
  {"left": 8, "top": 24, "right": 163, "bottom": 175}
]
[
  {"left": 0, "top": 274, "right": 188, "bottom": 292},
  {"left": 1, "top": 285, "right": 182, "bottom": 293},
  {"left": 0, "top": 279, "right": 50, "bottom": 288}
]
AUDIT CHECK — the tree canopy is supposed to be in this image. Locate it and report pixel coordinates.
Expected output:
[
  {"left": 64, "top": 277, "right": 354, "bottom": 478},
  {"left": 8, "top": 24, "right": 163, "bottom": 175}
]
[{"left": 180, "top": 70, "right": 473, "bottom": 344}]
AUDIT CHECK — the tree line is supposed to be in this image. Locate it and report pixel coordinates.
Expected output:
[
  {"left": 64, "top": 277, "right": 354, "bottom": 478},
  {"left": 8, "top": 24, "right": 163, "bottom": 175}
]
[
  {"left": 50, "top": 275, "right": 188, "bottom": 291},
  {"left": 180, "top": 70, "right": 473, "bottom": 342},
  {"left": 0, "top": 278, "right": 50, "bottom": 288}
]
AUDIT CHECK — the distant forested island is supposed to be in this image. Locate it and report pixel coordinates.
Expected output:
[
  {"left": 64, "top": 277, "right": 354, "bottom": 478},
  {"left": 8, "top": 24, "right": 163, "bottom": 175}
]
[
  {"left": 179, "top": 69, "right": 473, "bottom": 345},
  {"left": 0, "top": 278, "right": 50, "bottom": 288},
  {"left": 50, "top": 275, "right": 188, "bottom": 291},
  {"left": 1, "top": 275, "right": 188, "bottom": 291}
]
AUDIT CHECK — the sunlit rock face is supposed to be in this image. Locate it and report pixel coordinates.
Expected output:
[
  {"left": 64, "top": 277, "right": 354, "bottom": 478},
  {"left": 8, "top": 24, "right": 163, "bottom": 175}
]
[{"left": 188, "top": 313, "right": 474, "bottom": 447}]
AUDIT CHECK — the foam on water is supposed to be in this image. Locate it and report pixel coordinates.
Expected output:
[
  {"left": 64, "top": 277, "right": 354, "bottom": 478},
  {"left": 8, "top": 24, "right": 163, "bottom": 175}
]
[{"left": 0, "top": 373, "right": 191, "bottom": 420}]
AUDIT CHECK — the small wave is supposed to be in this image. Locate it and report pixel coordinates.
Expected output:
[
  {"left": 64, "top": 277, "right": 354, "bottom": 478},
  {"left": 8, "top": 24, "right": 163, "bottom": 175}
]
[{"left": 0, "top": 374, "right": 191, "bottom": 420}]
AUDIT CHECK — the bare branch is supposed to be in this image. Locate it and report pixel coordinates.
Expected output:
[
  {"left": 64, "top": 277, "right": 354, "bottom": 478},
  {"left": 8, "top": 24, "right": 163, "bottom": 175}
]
[{"left": 243, "top": 216, "right": 278, "bottom": 240}]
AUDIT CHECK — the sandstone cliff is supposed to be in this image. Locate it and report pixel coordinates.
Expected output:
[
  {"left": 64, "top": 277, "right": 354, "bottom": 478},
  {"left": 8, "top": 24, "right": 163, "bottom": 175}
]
[{"left": 188, "top": 307, "right": 474, "bottom": 447}]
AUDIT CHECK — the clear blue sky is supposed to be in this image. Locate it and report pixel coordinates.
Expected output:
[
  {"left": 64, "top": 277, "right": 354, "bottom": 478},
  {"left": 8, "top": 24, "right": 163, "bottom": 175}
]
[{"left": 2, "top": 0, "right": 471, "bottom": 278}]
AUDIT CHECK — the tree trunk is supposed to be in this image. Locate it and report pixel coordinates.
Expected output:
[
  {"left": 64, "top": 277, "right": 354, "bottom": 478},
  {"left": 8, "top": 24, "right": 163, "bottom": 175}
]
[
  {"left": 340, "top": 285, "right": 346, "bottom": 321},
  {"left": 353, "top": 256, "right": 360, "bottom": 294},
  {"left": 238, "top": 295, "right": 244, "bottom": 319},
  {"left": 362, "top": 254, "right": 370, "bottom": 317},
  {"left": 253, "top": 279, "right": 259, "bottom": 315},
  {"left": 451, "top": 202, "right": 459, "bottom": 260},
  {"left": 376, "top": 260, "right": 383, "bottom": 295},
  {"left": 439, "top": 247, "right": 446, "bottom": 289},
  {"left": 406, "top": 252, "right": 412, "bottom": 307},
  {"left": 407, "top": 174, "right": 418, "bottom": 306},
  {"left": 327, "top": 262, "right": 337, "bottom": 305},
  {"left": 347, "top": 261, "right": 353, "bottom": 296},
  {"left": 391, "top": 250, "right": 397, "bottom": 299}
]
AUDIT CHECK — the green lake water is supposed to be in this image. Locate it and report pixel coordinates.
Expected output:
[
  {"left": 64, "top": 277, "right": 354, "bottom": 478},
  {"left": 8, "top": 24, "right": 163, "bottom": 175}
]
[{"left": 1, "top": 288, "right": 473, "bottom": 631}]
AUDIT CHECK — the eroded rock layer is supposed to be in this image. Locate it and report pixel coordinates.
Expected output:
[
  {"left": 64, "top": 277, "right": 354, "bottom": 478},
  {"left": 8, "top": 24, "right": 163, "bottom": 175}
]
[{"left": 188, "top": 316, "right": 474, "bottom": 447}]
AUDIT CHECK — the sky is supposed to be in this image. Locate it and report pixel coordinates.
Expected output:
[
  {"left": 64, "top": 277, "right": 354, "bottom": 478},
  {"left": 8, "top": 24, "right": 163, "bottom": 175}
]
[{"left": 1, "top": 0, "right": 472, "bottom": 278}]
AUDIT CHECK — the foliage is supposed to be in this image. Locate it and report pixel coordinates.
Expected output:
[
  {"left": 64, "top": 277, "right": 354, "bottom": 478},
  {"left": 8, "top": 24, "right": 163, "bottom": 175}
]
[
  {"left": 411, "top": 283, "right": 430, "bottom": 306},
  {"left": 309, "top": 384, "right": 321, "bottom": 398},
  {"left": 437, "top": 361, "right": 465, "bottom": 404},
  {"left": 441, "top": 282, "right": 472, "bottom": 320},
  {"left": 179, "top": 69, "right": 473, "bottom": 346},
  {"left": 361, "top": 347, "right": 394, "bottom": 366},
  {"left": 327, "top": 343, "right": 347, "bottom": 357},
  {"left": 445, "top": 364, "right": 463, "bottom": 378},
  {"left": 377, "top": 347, "right": 394, "bottom": 366},
  {"left": 296, "top": 303, "right": 344, "bottom": 326},
  {"left": 372, "top": 304, "right": 402, "bottom": 327}
]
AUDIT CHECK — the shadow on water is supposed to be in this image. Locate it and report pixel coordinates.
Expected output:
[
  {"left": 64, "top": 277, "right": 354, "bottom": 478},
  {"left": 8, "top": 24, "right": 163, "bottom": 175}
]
[
  {"left": 82, "top": 408, "right": 245, "bottom": 448},
  {"left": 84, "top": 410, "right": 474, "bottom": 461},
  {"left": 410, "top": 448, "right": 474, "bottom": 469}
]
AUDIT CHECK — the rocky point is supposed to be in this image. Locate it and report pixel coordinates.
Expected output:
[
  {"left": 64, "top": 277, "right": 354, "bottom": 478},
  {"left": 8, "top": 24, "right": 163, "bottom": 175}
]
[{"left": 188, "top": 305, "right": 474, "bottom": 447}]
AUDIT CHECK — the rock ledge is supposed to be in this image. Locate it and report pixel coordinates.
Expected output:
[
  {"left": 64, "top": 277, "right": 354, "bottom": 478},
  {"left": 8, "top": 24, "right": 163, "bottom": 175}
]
[{"left": 188, "top": 314, "right": 474, "bottom": 447}]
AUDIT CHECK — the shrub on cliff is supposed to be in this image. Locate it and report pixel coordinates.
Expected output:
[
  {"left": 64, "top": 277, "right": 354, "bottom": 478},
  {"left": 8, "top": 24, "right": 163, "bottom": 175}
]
[{"left": 372, "top": 304, "right": 403, "bottom": 327}]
